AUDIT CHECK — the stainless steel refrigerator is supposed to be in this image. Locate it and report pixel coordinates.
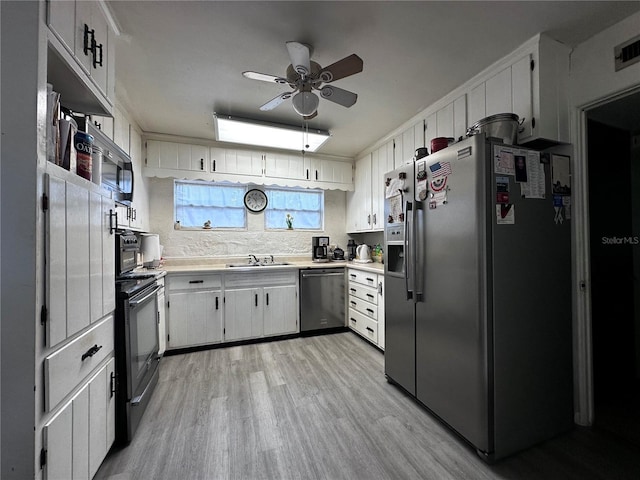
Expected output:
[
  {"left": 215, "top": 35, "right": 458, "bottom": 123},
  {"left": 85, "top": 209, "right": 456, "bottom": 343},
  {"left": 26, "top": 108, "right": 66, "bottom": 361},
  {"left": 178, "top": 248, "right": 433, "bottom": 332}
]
[{"left": 384, "top": 134, "right": 573, "bottom": 461}]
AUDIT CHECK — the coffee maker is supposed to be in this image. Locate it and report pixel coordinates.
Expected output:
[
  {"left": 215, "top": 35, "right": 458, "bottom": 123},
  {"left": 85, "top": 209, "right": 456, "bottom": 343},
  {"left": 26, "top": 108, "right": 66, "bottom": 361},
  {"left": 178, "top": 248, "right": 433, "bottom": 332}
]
[{"left": 312, "top": 236, "right": 330, "bottom": 262}]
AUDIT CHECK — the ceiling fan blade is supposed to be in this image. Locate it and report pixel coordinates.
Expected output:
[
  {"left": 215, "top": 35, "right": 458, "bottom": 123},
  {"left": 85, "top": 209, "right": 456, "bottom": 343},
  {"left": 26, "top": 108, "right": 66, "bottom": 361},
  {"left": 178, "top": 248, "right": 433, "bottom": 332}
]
[
  {"left": 319, "top": 85, "right": 357, "bottom": 108},
  {"left": 243, "top": 71, "right": 289, "bottom": 85},
  {"left": 286, "top": 41, "right": 311, "bottom": 76},
  {"left": 319, "top": 54, "right": 363, "bottom": 83},
  {"left": 259, "top": 92, "right": 293, "bottom": 111}
]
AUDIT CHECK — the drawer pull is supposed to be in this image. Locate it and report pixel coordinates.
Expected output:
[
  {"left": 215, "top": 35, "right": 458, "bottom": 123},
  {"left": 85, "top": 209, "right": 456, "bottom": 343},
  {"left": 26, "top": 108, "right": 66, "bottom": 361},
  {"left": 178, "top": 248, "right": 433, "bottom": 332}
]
[
  {"left": 366, "top": 294, "right": 374, "bottom": 299},
  {"left": 366, "top": 308, "right": 374, "bottom": 314},
  {"left": 350, "top": 317, "right": 357, "bottom": 323},
  {"left": 350, "top": 288, "right": 356, "bottom": 293},
  {"left": 189, "top": 280, "right": 204, "bottom": 284},
  {"left": 81, "top": 344, "right": 102, "bottom": 361},
  {"left": 350, "top": 274, "right": 356, "bottom": 278},
  {"left": 350, "top": 301, "right": 357, "bottom": 306},
  {"left": 366, "top": 327, "right": 374, "bottom": 333},
  {"left": 366, "top": 277, "right": 374, "bottom": 283}
]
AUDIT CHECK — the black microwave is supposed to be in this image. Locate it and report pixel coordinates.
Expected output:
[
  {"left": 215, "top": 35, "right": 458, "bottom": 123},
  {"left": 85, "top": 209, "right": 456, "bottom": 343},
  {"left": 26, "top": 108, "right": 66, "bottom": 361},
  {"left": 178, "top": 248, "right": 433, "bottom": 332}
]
[
  {"left": 85, "top": 121, "right": 134, "bottom": 204},
  {"left": 101, "top": 147, "right": 134, "bottom": 204}
]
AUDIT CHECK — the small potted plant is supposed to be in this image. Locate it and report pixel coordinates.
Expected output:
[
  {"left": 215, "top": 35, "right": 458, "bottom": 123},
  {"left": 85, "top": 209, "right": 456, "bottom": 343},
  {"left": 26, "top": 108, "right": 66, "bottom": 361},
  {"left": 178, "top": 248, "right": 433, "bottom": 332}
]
[{"left": 285, "top": 213, "right": 294, "bottom": 230}]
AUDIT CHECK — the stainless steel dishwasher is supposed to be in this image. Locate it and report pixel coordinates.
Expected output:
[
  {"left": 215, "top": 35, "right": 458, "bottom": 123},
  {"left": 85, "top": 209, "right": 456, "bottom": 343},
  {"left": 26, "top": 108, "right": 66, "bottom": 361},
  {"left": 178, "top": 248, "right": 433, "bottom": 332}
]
[{"left": 299, "top": 268, "right": 345, "bottom": 332}]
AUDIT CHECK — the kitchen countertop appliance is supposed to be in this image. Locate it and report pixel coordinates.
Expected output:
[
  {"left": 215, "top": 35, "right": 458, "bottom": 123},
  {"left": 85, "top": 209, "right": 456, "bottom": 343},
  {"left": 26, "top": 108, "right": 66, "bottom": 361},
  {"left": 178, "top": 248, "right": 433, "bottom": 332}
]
[
  {"left": 383, "top": 134, "right": 573, "bottom": 461},
  {"left": 332, "top": 246, "right": 345, "bottom": 260},
  {"left": 347, "top": 239, "right": 357, "bottom": 260},
  {"left": 114, "top": 232, "right": 163, "bottom": 445},
  {"left": 312, "top": 236, "right": 330, "bottom": 262},
  {"left": 300, "top": 268, "right": 345, "bottom": 332}
]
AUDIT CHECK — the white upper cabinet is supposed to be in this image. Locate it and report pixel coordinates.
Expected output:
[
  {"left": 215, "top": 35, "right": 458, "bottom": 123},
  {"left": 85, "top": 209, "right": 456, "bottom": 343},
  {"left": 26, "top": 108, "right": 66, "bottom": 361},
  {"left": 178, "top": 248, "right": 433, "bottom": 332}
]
[
  {"left": 47, "top": 0, "right": 115, "bottom": 114},
  {"left": 146, "top": 140, "right": 209, "bottom": 172},
  {"left": 113, "top": 106, "right": 130, "bottom": 155},
  {"left": 308, "top": 157, "right": 353, "bottom": 184},
  {"left": 264, "top": 152, "right": 306, "bottom": 180},
  {"left": 210, "top": 147, "right": 263, "bottom": 176},
  {"left": 465, "top": 35, "right": 570, "bottom": 146},
  {"left": 347, "top": 141, "right": 392, "bottom": 233},
  {"left": 394, "top": 120, "right": 424, "bottom": 168}
]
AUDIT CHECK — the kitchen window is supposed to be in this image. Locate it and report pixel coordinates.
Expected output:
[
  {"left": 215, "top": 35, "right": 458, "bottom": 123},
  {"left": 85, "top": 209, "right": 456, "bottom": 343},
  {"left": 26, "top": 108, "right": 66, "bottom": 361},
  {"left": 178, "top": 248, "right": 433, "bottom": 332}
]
[
  {"left": 265, "top": 187, "right": 324, "bottom": 230},
  {"left": 174, "top": 180, "right": 246, "bottom": 229}
]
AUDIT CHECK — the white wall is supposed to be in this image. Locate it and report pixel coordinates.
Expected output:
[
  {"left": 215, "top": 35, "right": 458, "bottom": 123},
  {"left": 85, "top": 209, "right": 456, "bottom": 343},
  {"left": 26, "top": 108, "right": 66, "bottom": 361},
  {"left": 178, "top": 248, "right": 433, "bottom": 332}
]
[{"left": 147, "top": 177, "right": 349, "bottom": 259}]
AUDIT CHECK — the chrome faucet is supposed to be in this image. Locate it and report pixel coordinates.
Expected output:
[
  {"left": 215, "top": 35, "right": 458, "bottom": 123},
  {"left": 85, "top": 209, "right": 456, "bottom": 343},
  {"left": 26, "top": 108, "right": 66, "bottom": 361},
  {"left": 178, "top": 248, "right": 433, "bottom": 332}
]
[{"left": 248, "top": 254, "right": 259, "bottom": 265}]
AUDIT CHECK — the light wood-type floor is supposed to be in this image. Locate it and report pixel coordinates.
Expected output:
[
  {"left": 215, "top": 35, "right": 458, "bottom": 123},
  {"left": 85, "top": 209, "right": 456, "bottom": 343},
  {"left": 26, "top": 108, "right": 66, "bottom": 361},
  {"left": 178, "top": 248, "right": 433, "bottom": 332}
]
[{"left": 95, "top": 332, "right": 640, "bottom": 480}]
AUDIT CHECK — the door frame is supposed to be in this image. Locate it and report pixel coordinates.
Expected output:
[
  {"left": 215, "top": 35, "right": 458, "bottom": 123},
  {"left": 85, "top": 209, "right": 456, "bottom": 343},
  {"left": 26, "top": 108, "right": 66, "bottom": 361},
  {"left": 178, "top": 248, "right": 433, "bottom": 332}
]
[{"left": 572, "top": 85, "right": 640, "bottom": 426}]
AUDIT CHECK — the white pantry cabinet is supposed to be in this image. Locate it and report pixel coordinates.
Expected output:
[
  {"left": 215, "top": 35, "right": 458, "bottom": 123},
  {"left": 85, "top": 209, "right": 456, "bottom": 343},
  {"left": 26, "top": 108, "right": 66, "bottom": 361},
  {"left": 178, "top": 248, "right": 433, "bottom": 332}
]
[
  {"left": 42, "top": 358, "right": 115, "bottom": 480},
  {"left": 46, "top": 171, "right": 115, "bottom": 348},
  {"left": 166, "top": 274, "right": 223, "bottom": 349}
]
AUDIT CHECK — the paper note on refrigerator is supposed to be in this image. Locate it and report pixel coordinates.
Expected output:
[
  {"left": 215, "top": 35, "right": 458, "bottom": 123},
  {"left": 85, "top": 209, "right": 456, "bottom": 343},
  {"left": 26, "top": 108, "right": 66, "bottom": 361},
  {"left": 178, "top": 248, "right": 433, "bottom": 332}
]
[
  {"left": 494, "top": 149, "right": 515, "bottom": 175},
  {"left": 520, "top": 152, "right": 546, "bottom": 199}
]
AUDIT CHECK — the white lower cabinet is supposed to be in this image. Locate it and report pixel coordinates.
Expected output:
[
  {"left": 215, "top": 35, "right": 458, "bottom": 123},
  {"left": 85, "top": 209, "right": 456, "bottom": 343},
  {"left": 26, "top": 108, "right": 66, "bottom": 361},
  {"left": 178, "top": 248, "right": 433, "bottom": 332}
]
[
  {"left": 347, "top": 268, "right": 385, "bottom": 350},
  {"left": 166, "top": 274, "right": 223, "bottom": 349},
  {"left": 43, "top": 358, "right": 115, "bottom": 480},
  {"left": 224, "top": 272, "right": 298, "bottom": 342},
  {"left": 263, "top": 285, "right": 298, "bottom": 336},
  {"left": 165, "top": 271, "right": 299, "bottom": 349}
]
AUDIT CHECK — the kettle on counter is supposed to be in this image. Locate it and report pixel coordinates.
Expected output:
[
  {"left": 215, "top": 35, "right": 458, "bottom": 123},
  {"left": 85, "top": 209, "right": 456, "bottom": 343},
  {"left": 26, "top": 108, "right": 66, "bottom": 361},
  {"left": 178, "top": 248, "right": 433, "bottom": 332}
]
[{"left": 356, "top": 244, "right": 371, "bottom": 261}]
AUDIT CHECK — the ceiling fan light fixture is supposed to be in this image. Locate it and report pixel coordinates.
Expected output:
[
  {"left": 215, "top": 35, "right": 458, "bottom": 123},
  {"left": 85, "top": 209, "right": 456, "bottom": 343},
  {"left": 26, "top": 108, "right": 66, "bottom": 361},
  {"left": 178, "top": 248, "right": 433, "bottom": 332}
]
[{"left": 292, "top": 91, "right": 319, "bottom": 116}]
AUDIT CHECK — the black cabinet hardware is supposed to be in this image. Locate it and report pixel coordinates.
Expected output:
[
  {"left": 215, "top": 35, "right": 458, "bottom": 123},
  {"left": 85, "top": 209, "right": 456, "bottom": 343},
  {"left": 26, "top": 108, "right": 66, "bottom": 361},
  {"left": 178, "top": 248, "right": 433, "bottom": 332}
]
[
  {"left": 215, "top": 297, "right": 219, "bottom": 310},
  {"left": 189, "top": 280, "right": 204, "bottom": 284},
  {"left": 266, "top": 293, "right": 269, "bottom": 306},
  {"left": 255, "top": 293, "right": 258, "bottom": 306},
  {"left": 81, "top": 344, "right": 102, "bottom": 361},
  {"left": 110, "top": 372, "right": 116, "bottom": 398},
  {"left": 366, "top": 327, "right": 374, "bottom": 333},
  {"left": 350, "top": 317, "right": 357, "bottom": 323}
]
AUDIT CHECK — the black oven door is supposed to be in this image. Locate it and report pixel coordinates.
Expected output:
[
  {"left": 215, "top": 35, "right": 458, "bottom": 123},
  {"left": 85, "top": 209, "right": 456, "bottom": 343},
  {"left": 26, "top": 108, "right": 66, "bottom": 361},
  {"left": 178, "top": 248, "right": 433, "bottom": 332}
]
[{"left": 122, "top": 283, "right": 160, "bottom": 442}]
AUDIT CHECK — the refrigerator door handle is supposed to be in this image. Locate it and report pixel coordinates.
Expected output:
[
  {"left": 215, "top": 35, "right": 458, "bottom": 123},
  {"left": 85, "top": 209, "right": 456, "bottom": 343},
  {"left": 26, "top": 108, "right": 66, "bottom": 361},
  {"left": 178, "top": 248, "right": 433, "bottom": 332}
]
[
  {"left": 404, "top": 200, "right": 414, "bottom": 300},
  {"left": 414, "top": 200, "right": 424, "bottom": 302}
]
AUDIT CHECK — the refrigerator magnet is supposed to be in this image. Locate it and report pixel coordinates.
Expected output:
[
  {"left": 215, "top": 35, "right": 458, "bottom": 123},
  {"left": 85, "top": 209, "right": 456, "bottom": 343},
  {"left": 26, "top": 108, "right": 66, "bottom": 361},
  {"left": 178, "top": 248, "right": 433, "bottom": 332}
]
[
  {"left": 496, "top": 204, "right": 515, "bottom": 224},
  {"left": 496, "top": 176, "right": 510, "bottom": 204}
]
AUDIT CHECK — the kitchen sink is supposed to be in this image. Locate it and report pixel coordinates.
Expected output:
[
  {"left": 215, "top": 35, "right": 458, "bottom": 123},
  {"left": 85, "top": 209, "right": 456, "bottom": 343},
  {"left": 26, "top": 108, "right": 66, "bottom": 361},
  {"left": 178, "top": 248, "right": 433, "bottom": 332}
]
[{"left": 226, "top": 262, "right": 291, "bottom": 268}]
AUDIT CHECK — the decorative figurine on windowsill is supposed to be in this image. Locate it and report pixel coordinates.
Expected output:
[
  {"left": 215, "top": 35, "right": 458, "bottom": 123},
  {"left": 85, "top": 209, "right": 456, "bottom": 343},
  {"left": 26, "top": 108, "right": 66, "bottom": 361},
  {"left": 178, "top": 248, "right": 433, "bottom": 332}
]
[
  {"left": 285, "top": 214, "right": 294, "bottom": 230},
  {"left": 203, "top": 220, "right": 212, "bottom": 229}
]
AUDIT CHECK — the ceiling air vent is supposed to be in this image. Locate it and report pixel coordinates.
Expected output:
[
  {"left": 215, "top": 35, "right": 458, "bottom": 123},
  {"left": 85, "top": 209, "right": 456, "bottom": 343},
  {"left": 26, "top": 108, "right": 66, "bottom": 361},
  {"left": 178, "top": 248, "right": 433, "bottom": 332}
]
[{"left": 614, "top": 34, "right": 640, "bottom": 71}]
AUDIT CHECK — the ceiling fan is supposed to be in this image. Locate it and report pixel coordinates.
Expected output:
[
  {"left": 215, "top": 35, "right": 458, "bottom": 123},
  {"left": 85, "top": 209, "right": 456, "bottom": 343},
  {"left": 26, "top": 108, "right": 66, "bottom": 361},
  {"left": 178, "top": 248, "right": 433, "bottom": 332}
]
[{"left": 242, "top": 41, "right": 363, "bottom": 120}]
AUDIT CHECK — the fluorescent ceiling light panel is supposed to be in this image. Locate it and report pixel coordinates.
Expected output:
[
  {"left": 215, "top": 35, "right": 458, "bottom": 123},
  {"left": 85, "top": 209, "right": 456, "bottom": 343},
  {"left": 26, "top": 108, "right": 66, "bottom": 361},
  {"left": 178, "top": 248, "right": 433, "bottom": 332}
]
[{"left": 214, "top": 115, "right": 330, "bottom": 152}]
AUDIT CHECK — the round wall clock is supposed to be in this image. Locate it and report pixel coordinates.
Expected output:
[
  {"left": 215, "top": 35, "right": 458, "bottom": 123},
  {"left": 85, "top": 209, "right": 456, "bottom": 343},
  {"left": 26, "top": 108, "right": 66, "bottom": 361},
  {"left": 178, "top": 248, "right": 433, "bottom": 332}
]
[{"left": 244, "top": 188, "right": 268, "bottom": 212}]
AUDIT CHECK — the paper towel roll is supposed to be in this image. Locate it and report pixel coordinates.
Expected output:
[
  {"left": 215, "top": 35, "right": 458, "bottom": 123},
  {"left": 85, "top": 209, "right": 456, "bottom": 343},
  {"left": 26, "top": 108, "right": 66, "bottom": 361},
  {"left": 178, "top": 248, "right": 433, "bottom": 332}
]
[{"left": 141, "top": 234, "right": 161, "bottom": 268}]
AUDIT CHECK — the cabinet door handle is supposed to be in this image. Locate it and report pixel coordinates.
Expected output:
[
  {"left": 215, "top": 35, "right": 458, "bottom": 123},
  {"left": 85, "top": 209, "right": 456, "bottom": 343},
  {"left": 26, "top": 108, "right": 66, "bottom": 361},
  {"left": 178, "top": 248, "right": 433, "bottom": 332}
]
[
  {"left": 367, "top": 214, "right": 371, "bottom": 225},
  {"left": 213, "top": 159, "right": 216, "bottom": 171},
  {"left": 378, "top": 282, "right": 383, "bottom": 295},
  {"left": 109, "top": 209, "right": 117, "bottom": 234},
  {"left": 110, "top": 372, "right": 116, "bottom": 398},
  {"left": 266, "top": 293, "right": 269, "bottom": 306},
  {"left": 315, "top": 170, "right": 318, "bottom": 180},
  {"left": 255, "top": 293, "right": 258, "bottom": 306},
  {"left": 215, "top": 296, "right": 219, "bottom": 310},
  {"left": 373, "top": 213, "right": 377, "bottom": 225},
  {"left": 83, "top": 24, "right": 94, "bottom": 56},
  {"left": 93, "top": 42, "right": 103, "bottom": 68},
  {"left": 306, "top": 169, "right": 309, "bottom": 180},
  {"left": 200, "top": 158, "right": 204, "bottom": 170},
  {"left": 189, "top": 280, "right": 204, "bottom": 284},
  {"left": 81, "top": 344, "right": 102, "bottom": 361}
]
